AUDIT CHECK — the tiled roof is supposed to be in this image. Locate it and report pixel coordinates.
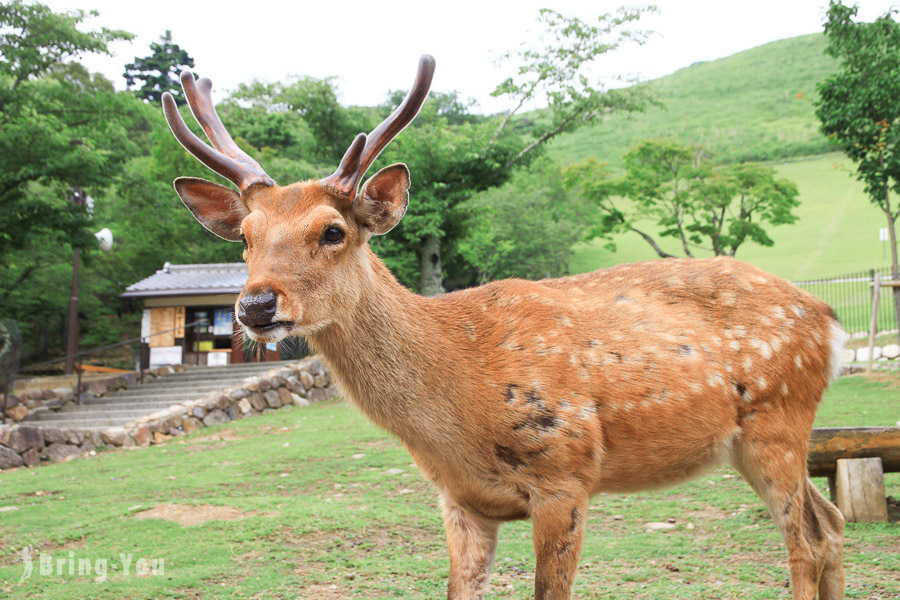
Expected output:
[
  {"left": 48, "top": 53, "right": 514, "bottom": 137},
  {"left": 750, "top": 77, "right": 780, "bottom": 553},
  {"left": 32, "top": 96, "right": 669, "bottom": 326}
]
[{"left": 121, "top": 263, "right": 247, "bottom": 298}]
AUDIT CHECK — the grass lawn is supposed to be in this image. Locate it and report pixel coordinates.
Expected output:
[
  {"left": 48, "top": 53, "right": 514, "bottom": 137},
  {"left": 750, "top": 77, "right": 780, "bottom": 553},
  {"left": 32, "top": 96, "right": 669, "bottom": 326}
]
[{"left": 0, "top": 373, "right": 897, "bottom": 599}]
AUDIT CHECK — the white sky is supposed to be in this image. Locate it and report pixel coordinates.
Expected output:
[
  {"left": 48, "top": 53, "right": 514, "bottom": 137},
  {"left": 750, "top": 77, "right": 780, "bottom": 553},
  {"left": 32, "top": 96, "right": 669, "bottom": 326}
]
[{"left": 43, "top": 0, "right": 898, "bottom": 114}]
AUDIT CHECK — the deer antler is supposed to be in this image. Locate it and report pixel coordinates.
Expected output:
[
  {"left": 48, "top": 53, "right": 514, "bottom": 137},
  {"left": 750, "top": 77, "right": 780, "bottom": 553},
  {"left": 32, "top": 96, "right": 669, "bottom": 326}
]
[
  {"left": 321, "top": 54, "right": 436, "bottom": 198},
  {"left": 162, "top": 71, "right": 275, "bottom": 191}
]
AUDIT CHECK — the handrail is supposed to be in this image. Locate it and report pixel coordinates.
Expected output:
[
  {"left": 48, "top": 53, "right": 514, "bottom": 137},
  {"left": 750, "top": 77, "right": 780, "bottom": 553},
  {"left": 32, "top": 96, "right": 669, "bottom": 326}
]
[
  {"left": 20, "top": 319, "right": 209, "bottom": 372},
  {"left": 16, "top": 319, "right": 210, "bottom": 405}
]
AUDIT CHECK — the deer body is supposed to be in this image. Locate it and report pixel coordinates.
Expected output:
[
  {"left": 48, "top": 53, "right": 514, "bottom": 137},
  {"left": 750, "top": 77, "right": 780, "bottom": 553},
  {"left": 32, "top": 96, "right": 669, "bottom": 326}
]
[{"left": 162, "top": 57, "right": 847, "bottom": 599}]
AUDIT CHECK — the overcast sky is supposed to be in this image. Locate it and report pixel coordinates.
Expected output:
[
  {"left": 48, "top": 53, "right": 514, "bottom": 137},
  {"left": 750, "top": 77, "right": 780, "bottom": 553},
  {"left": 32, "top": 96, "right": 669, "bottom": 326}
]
[{"left": 44, "top": 0, "right": 898, "bottom": 114}]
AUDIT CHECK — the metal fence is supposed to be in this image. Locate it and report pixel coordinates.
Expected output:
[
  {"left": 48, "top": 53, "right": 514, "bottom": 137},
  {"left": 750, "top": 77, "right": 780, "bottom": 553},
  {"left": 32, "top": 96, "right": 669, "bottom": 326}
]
[{"left": 794, "top": 267, "right": 898, "bottom": 335}]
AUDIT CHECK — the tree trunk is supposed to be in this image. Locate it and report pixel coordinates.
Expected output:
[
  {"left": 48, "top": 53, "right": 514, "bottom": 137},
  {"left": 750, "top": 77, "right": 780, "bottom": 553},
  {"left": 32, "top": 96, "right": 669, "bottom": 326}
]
[
  {"left": 419, "top": 234, "right": 445, "bottom": 297},
  {"left": 881, "top": 175, "right": 900, "bottom": 346}
]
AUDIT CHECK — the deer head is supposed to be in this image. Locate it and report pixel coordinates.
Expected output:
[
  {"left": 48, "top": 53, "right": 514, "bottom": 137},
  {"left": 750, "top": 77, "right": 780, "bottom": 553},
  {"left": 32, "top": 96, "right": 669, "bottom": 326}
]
[{"left": 162, "top": 55, "right": 435, "bottom": 343}]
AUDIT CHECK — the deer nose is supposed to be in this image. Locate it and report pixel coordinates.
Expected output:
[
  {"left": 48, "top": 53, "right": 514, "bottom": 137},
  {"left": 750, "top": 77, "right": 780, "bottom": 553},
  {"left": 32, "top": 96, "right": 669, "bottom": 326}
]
[{"left": 238, "top": 291, "right": 277, "bottom": 327}]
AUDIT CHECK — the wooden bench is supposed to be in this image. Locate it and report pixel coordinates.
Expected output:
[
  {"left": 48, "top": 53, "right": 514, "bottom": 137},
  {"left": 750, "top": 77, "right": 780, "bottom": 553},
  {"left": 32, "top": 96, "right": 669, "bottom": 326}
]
[{"left": 808, "top": 427, "right": 900, "bottom": 522}]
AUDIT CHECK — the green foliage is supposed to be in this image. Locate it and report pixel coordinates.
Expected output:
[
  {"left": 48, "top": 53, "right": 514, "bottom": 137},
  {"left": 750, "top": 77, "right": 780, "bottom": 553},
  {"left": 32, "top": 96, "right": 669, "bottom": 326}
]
[
  {"left": 0, "top": 0, "right": 131, "bottom": 90},
  {"left": 815, "top": 2, "right": 900, "bottom": 240},
  {"left": 492, "top": 7, "right": 658, "bottom": 166},
  {"left": 550, "top": 34, "right": 837, "bottom": 166},
  {"left": 123, "top": 30, "right": 195, "bottom": 104},
  {"left": 565, "top": 139, "right": 800, "bottom": 258},
  {"left": 458, "top": 158, "right": 593, "bottom": 283}
]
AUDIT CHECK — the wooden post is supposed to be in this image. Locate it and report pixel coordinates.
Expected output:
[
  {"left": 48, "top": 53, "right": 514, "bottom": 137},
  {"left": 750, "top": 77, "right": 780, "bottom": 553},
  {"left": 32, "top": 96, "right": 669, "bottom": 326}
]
[
  {"left": 866, "top": 273, "right": 882, "bottom": 375},
  {"left": 834, "top": 457, "right": 889, "bottom": 522}
]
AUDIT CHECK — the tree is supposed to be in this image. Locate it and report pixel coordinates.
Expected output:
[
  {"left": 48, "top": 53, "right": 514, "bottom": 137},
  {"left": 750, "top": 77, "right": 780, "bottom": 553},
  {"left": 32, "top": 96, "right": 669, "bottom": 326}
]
[
  {"left": 564, "top": 139, "right": 800, "bottom": 258},
  {"left": 815, "top": 1, "right": 900, "bottom": 340},
  {"left": 377, "top": 7, "right": 658, "bottom": 295},
  {"left": 124, "top": 30, "right": 194, "bottom": 104},
  {"left": 458, "top": 158, "right": 593, "bottom": 284}
]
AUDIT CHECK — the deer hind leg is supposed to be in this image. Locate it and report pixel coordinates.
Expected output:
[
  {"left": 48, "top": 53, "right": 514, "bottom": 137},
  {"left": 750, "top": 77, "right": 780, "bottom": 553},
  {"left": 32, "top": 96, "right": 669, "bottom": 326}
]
[
  {"left": 731, "top": 431, "right": 844, "bottom": 600},
  {"left": 530, "top": 493, "right": 589, "bottom": 600},
  {"left": 440, "top": 495, "right": 500, "bottom": 600}
]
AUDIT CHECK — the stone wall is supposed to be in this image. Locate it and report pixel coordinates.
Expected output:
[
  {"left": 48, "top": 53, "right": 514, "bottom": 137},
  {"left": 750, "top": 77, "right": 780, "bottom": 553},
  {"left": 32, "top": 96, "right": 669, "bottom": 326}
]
[{"left": 0, "top": 358, "right": 337, "bottom": 470}]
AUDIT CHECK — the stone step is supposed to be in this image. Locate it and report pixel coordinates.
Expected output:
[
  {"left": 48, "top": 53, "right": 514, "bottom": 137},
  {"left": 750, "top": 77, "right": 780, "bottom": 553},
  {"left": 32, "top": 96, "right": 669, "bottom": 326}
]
[
  {"left": 100, "top": 384, "right": 239, "bottom": 400},
  {"left": 31, "top": 407, "right": 176, "bottom": 421},
  {"left": 78, "top": 394, "right": 211, "bottom": 407}
]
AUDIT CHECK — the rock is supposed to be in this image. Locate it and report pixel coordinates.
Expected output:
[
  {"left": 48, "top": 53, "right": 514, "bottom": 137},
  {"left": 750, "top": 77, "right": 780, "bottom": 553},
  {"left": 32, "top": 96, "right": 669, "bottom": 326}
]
[
  {"left": 299, "top": 372, "right": 315, "bottom": 390},
  {"left": 313, "top": 374, "right": 330, "bottom": 388},
  {"left": 153, "top": 431, "right": 172, "bottom": 444},
  {"left": 8, "top": 427, "right": 43, "bottom": 453},
  {"left": 279, "top": 368, "right": 293, "bottom": 380},
  {"left": 41, "top": 427, "right": 64, "bottom": 444},
  {"left": 291, "top": 393, "right": 309, "bottom": 407},
  {"left": 324, "top": 386, "right": 340, "bottom": 400},
  {"left": 841, "top": 348, "right": 857, "bottom": 363},
  {"left": 46, "top": 443, "right": 82, "bottom": 463},
  {"left": 270, "top": 375, "right": 286, "bottom": 388},
  {"left": 308, "top": 359, "right": 323, "bottom": 375},
  {"left": 856, "top": 346, "right": 882, "bottom": 362},
  {"left": 0, "top": 446, "right": 24, "bottom": 469},
  {"left": 229, "top": 387, "right": 249, "bottom": 400},
  {"left": 102, "top": 427, "right": 134, "bottom": 447},
  {"left": 43, "top": 398, "right": 64, "bottom": 411},
  {"left": 0, "top": 426, "right": 10, "bottom": 446},
  {"left": 308, "top": 388, "right": 327, "bottom": 403},
  {"left": 62, "top": 428, "right": 84, "bottom": 445},
  {"left": 249, "top": 393, "right": 267, "bottom": 412},
  {"left": 6, "top": 405, "right": 28, "bottom": 422},
  {"left": 277, "top": 387, "right": 294, "bottom": 407},
  {"left": 264, "top": 390, "right": 282, "bottom": 409},
  {"left": 882, "top": 344, "right": 900, "bottom": 360},
  {"left": 21, "top": 448, "right": 39, "bottom": 467},
  {"left": 238, "top": 398, "right": 252, "bottom": 414},
  {"left": 160, "top": 366, "right": 175, "bottom": 376},
  {"left": 27, "top": 389, "right": 44, "bottom": 401},
  {"left": 3, "top": 394, "right": 20, "bottom": 410},
  {"left": 190, "top": 405, "right": 207, "bottom": 420},
  {"left": 645, "top": 522, "right": 676, "bottom": 531},
  {"left": 243, "top": 377, "right": 261, "bottom": 392},
  {"left": 258, "top": 379, "right": 271, "bottom": 392},
  {"left": 52, "top": 387, "right": 76, "bottom": 402},
  {"left": 286, "top": 376, "right": 305, "bottom": 396},
  {"left": 225, "top": 405, "right": 237, "bottom": 420},
  {"left": 88, "top": 380, "right": 108, "bottom": 396},
  {"left": 203, "top": 409, "right": 229, "bottom": 426},
  {"left": 214, "top": 393, "right": 230, "bottom": 411},
  {"left": 134, "top": 426, "right": 152, "bottom": 446}
]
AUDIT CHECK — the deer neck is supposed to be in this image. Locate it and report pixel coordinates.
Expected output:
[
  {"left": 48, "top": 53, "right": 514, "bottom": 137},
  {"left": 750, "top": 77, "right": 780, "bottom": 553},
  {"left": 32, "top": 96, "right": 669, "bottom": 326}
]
[{"left": 306, "top": 248, "right": 450, "bottom": 438}]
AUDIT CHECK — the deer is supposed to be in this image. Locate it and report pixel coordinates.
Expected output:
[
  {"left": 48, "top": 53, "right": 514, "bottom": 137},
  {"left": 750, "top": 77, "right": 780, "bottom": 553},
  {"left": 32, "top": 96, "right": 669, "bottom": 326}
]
[{"left": 162, "top": 55, "right": 848, "bottom": 600}]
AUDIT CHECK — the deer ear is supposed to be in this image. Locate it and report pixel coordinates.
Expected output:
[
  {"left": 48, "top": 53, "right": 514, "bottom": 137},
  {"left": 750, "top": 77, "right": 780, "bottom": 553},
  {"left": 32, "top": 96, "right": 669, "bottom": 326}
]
[
  {"left": 354, "top": 163, "right": 410, "bottom": 236},
  {"left": 174, "top": 177, "right": 248, "bottom": 242}
]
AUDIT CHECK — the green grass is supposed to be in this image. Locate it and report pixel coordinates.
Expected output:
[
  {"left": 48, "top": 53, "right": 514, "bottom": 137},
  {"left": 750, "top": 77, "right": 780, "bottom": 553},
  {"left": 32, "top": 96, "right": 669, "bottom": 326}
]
[
  {"left": 549, "top": 34, "right": 835, "bottom": 168},
  {"left": 569, "top": 153, "right": 897, "bottom": 285},
  {"left": 0, "top": 374, "right": 897, "bottom": 599}
]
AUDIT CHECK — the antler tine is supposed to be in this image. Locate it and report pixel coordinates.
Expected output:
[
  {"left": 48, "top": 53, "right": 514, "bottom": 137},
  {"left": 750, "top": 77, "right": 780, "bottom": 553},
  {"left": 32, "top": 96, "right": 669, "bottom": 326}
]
[
  {"left": 322, "top": 54, "right": 436, "bottom": 198},
  {"left": 162, "top": 71, "right": 275, "bottom": 191}
]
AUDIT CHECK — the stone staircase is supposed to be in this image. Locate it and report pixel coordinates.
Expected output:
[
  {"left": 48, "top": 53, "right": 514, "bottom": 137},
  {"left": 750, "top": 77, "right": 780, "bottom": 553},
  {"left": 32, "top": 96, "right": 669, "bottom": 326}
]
[{"left": 23, "top": 361, "right": 297, "bottom": 430}]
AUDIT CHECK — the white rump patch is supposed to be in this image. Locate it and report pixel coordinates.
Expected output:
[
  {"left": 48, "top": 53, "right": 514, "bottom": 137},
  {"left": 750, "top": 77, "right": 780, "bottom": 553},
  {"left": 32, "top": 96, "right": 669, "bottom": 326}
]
[{"left": 828, "top": 320, "right": 850, "bottom": 384}]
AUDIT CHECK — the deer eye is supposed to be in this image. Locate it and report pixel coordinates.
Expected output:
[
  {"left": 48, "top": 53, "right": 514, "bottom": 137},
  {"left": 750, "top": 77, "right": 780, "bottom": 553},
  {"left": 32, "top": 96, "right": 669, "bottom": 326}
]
[{"left": 321, "top": 225, "right": 345, "bottom": 245}]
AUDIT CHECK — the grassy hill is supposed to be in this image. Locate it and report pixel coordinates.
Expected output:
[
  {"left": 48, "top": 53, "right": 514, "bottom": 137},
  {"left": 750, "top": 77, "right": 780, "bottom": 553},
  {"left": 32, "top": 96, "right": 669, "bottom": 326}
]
[
  {"left": 545, "top": 33, "right": 898, "bottom": 282},
  {"left": 549, "top": 33, "right": 835, "bottom": 167}
]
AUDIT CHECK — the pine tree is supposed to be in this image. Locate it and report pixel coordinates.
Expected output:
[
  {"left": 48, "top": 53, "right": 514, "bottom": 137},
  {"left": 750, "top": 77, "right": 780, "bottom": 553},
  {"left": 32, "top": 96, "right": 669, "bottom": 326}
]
[{"left": 123, "top": 30, "right": 194, "bottom": 104}]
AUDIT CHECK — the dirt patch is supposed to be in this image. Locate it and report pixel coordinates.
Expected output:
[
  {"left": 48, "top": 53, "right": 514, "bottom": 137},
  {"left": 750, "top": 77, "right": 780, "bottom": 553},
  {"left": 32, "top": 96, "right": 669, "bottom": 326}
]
[
  {"left": 131, "top": 504, "right": 249, "bottom": 526},
  {"left": 191, "top": 429, "right": 247, "bottom": 442}
]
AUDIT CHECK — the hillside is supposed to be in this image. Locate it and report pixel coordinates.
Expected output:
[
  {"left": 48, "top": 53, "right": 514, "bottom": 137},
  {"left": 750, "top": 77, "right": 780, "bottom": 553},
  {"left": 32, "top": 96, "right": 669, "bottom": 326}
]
[{"left": 549, "top": 33, "right": 836, "bottom": 167}]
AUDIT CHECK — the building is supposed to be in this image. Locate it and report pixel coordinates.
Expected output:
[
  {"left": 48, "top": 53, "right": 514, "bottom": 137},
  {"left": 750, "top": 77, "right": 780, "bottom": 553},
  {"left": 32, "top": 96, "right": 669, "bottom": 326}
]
[{"left": 121, "top": 262, "right": 293, "bottom": 367}]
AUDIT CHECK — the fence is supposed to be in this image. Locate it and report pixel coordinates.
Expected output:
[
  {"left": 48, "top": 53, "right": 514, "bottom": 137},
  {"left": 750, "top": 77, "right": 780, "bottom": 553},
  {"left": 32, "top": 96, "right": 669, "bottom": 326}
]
[{"left": 794, "top": 267, "right": 898, "bottom": 335}]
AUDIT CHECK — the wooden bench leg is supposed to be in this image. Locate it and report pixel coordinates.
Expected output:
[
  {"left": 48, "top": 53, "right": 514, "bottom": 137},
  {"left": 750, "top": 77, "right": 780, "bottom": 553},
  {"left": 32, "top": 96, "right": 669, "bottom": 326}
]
[{"left": 834, "top": 457, "right": 889, "bottom": 522}]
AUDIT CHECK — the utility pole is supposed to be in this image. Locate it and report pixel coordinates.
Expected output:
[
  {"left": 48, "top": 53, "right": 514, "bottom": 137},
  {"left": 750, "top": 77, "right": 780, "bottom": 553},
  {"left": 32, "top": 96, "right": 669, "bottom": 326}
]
[{"left": 65, "top": 187, "right": 85, "bottom": 376}]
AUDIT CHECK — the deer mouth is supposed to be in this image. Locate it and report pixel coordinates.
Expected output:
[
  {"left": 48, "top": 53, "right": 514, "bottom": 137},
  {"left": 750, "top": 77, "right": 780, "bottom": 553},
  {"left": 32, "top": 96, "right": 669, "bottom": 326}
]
[{"left": 242, "top": 321, "right": 292, "bottom": 342}]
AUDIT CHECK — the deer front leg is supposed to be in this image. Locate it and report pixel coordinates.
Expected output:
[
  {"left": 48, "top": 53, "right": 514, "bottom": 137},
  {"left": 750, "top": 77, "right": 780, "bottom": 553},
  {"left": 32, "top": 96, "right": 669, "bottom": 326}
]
[
  {"left": 531, "top": 494, "right": 589, "bottom": 600},
  {"left": 440, "top": 495, "right": 500, "bottom": 600}
]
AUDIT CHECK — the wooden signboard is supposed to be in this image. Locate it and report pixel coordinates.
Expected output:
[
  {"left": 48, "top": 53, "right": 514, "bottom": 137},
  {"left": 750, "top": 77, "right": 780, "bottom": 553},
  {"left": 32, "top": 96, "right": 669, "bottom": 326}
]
[
  {"left": 174, "top": 306, "right": 186, "bottom": 338},
  {"left": 149, "top": 307, "right": 176, "bottom": 348}
]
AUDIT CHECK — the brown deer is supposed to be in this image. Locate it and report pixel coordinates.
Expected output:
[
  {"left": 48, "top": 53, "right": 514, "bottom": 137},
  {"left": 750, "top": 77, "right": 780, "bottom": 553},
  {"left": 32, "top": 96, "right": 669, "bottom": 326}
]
[{"left": 162, "top": 56, "right": 848, "bottom": 600}]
